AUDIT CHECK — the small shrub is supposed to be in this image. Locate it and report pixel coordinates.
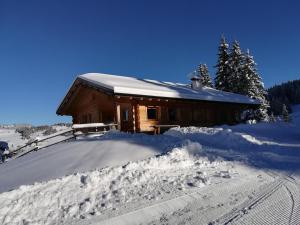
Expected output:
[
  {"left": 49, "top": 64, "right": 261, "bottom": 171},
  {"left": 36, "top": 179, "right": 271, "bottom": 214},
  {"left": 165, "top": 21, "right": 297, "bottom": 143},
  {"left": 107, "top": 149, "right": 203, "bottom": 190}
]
[
  {"left": 16, "top": 127, "right": 36, "bottom": 139},
  {"left": 43, "top": 127, "right": 57, "bottom": 136}
]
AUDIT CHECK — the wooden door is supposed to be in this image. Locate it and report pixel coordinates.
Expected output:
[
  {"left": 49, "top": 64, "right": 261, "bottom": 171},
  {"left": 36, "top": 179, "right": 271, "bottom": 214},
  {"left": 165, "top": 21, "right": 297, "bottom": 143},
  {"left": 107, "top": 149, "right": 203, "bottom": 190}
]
[{"left": 120, "top": 103, "right": 134, "bottom": 132}]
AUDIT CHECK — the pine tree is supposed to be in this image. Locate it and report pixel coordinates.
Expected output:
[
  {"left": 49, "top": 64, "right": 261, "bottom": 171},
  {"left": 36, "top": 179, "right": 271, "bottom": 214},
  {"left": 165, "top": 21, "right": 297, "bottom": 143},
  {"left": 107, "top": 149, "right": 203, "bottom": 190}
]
[
  {"left": 239, "top": 49, "right": 255, "bottom": 96},
  {"left": 215, "top": 36, "right": 231, "bottom": 91},
  {"left": 227, "top": 40, "right": 245, "bottom": 94},
  {"left": 282, "top": 104, "right": 291, "bottom": 122},
  {"left": 197, "top": 64, "right": 213, "bottom": 87},
  {"left": 243, "top": 50, "right": 269, "bottom": 121}
]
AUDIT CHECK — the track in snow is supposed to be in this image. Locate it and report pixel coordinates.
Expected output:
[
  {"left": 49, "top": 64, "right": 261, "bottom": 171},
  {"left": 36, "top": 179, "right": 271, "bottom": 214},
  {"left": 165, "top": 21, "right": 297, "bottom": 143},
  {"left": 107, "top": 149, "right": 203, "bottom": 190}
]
[
  {"left": 212, "top": 174, "right": 300, "bottom": 225},
  {"left": 77, "top": 171, "right": 273, "bottom": 225},
  {"left": 92, "top": 172, "right": 300, "bottom": 225}
]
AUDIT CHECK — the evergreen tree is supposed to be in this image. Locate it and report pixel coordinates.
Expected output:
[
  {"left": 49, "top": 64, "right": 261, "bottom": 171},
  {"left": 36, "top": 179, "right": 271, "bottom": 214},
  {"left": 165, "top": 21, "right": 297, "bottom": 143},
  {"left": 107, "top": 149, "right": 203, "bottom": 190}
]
[
  {"left": 243, "top": 50, "right": 269, "bottom": 121},
  {"left": 224, "top": 40, "right": 269, "bottom": 121},
  {"left": 197, "top": 64, "right": 213, "bottom": 87},
  {"left": 215, "top": 36, "right": 231, "bottom": 91},
  {"left": 282, "top": 104, "right": 291, "bottom": 122},
  {"left": 227, "top": 40, "right": 245, "bottom": 94},
  {"left": 240, "top": 49, "right": 255, "bottom": 96}
]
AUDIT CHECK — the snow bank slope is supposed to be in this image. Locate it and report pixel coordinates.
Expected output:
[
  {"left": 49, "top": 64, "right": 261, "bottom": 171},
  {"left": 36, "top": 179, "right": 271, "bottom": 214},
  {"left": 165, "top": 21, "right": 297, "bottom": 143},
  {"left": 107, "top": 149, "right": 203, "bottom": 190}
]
[
  {"left": 165, "top": 122, "right": 300, "bottom": 170},
  {"left": 166, "top": 125, "right": 300, "bottom": 151},
  {"left": 0, "top": 141, "right": 230, "bottom": 225},
  {"left": 165, "top": 105, "right": 300, "bottom": 153},
  {"left": 0, "top": 133, "right": 179, "bottom": 193}
]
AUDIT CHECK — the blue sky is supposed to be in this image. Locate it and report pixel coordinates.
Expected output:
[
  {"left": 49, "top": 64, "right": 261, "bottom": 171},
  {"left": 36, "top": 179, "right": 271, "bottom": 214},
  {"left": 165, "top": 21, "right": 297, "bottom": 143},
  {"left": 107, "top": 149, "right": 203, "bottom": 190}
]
[{"left": 0, "top": 0, "right": 299, "bottom": 125}]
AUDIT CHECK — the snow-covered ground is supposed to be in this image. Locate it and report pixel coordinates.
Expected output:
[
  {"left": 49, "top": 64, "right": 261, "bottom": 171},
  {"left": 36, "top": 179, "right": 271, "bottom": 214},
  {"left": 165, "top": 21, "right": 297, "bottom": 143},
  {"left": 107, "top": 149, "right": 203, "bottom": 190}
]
[
  {"left": 0, "top": 128, "right": 27, "bottom": 150},
  {"left": 0, "top": 107, "right": 300, "bottom": 225},
  {"left": 0, "top": 133, "right": 178, "bottom": 192},
  {"left": 0, "top": 124, "right": 70, "bottom": 151}
]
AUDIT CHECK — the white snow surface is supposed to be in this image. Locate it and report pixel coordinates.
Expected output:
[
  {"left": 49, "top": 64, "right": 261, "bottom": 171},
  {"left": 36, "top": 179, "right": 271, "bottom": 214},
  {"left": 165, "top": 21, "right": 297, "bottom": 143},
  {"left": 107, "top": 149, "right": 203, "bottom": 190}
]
[
  {"left": 0, "top": 125, "right": 70, "bottom": 151},
  {"left": 0, "top": 132, "right": 179, "bottom": 193},
  {"left": 1, "top": 142, "right": 233, "bottom": 225},
  {"left": 0, "top": 128, "right": 26, "bottom": 150},
  {"left": 1, "top": 106, "right": 300, "bottom": 225},
  {"left": 77, "top": 73, "right": 259, "bottom": 104}
]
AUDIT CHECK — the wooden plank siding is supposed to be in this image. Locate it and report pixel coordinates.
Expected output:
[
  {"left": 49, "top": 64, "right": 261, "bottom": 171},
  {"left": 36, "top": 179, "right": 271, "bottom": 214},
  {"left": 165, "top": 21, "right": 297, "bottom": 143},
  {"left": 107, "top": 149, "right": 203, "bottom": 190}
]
[
  {"left": 62, "top": 86, "right": 257, "bottom": 133},
  {"left": 66, "top": 86, "right": 115, "bottom": 124}
]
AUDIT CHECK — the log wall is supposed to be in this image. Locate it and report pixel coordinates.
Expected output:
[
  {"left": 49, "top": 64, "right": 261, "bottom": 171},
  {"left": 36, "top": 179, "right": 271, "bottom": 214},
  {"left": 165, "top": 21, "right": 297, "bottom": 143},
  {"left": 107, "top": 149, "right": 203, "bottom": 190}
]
[{"left": 64, "top": 86, "right": 257, "bottom": 133}]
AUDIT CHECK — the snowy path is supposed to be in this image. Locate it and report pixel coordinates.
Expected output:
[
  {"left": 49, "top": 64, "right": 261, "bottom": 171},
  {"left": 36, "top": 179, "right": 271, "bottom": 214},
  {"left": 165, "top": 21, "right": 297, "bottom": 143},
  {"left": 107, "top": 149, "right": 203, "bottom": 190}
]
[
  {"left": 81, "top": 168, "right": 272, "bottom": 225},
  {"left": 226, "top": 174, "right": 300, "bottom": 225},
  {"left": 91, "top": 172, "right": 299, "bottom": 225}
]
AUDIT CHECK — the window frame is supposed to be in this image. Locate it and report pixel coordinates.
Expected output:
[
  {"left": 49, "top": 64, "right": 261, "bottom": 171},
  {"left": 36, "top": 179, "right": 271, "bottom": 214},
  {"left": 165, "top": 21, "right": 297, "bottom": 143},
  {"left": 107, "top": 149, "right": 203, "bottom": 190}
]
[{"left": 147, "top": 106, "right": 158, "bottom": 120}]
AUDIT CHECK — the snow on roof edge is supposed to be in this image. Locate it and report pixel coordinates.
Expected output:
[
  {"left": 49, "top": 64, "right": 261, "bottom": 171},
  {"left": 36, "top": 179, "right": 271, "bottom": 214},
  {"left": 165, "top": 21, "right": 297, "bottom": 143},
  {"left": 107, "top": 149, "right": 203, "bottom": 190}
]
[
  {"left": 57, "top": 72, "right": 260, "bottom": 115},
  {"left": 77, "top": 73, "right": 260, "bottom": 105}
]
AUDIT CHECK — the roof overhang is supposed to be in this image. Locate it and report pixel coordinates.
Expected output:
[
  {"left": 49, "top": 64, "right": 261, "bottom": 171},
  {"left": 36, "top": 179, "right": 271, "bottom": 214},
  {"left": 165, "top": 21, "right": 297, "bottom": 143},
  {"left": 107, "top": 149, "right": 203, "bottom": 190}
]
[
  {"left": 57, "top": 73, "right": 261, "bottom": 116},
  {"left": 56, "top": 77, "right": 114, "bottom": 115}
]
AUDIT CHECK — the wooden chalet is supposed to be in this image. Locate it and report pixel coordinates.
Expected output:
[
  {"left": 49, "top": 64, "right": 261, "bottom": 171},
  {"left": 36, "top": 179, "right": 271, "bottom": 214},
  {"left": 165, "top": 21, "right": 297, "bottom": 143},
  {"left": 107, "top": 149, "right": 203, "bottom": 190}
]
[{"left": 57, "top": 73, "right": 260, "bottom": 133}]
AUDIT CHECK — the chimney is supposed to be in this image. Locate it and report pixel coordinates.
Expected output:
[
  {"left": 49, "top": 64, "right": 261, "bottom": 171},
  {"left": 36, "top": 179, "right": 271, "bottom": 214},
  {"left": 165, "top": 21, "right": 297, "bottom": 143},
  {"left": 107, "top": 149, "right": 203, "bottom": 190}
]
[{"left": 191, "top": 75, "right": 202, "bottom": 90}]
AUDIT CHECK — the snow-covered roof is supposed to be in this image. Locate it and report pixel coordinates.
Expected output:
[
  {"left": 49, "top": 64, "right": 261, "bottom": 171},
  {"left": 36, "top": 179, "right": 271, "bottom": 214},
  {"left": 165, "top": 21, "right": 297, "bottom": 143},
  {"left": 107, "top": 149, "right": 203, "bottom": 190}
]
[{"left": 77, "top": 73, "right": 260, "bottom": 105}]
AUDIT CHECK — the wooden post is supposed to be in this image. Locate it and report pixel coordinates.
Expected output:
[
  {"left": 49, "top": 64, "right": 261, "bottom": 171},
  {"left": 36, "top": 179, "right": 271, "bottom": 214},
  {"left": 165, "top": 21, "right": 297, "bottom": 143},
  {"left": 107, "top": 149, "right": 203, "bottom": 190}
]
[
  {"left": 132, "top": 104, "right": 136, "bottom": 133},
  {"left": 115, "top": 103, "right": 121, "bottom": 130},
  {"left": 135, "top": 104, "right": 140, "bottom": 132}
]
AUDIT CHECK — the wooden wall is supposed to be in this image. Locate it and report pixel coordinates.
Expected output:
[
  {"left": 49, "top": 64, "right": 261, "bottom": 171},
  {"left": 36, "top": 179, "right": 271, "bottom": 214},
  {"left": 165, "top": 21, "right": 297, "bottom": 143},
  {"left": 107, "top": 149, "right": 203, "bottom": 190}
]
[
  {"left": 62, "top": 86, "right": 256, "bottom": 132},
  {"left": 67, "top": 86, "right": 115, "bottom": 124},
  {"left": 138, "top": 105, "right": 160, "bottom": 132},
  {"left": 114, "top": 96, "right": 253, "bottom": 132}
]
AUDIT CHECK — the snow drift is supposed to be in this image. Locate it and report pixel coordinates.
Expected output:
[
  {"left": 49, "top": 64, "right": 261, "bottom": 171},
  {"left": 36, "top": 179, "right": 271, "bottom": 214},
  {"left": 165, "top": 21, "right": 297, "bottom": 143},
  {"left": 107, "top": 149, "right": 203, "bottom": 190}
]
[{"left": 0, "top": 141, "right": 230, "bottom": 225}]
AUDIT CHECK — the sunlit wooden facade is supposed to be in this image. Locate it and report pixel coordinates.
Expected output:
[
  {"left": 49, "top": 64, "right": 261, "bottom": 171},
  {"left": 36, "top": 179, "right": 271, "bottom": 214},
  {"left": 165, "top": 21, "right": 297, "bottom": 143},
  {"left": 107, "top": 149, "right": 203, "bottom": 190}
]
[{"left": 57, "top": 78, "right": 259, "bottom": 133}]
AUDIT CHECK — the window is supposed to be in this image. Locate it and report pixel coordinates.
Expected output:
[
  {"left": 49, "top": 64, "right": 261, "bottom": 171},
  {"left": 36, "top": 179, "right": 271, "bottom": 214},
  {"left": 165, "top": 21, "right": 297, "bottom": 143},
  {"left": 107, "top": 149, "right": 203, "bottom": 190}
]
[
  {"left": 122, "top": 109, "right": 129, "bottom": 121},
  {"left": 168, "top": 108, "right": 177, "bottom": 121},
  {"left": 147, "top": 107, "right": 157, "bottom": 120}
]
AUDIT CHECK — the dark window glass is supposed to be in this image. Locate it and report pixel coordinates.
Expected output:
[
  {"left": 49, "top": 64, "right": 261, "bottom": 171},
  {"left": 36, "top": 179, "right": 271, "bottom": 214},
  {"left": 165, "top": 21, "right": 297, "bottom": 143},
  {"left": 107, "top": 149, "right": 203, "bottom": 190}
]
[
  {"left": 168, "top": 108, "right": 177, "bottom": 121},
  {"left": 147, "top": 107, "right": 157, "bottom": 120},
  {"left": 122, "top": 109, "right": 129, "bottom": 121}
]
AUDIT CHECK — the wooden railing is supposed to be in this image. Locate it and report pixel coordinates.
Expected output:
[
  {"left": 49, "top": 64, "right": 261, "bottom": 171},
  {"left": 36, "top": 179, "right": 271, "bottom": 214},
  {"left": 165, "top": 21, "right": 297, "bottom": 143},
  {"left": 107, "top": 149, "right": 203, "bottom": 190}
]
[
  {"left": 6, "top": 123, "right": 118, "bottom": 161},
  {"left": 72, "top": 123, "right": 118, "bottom": 133},
  {"left": 10, "top": 129, "right": 75, "bottom": 159},
  {"left": 151, "top": 124, "right": 180, "bottom": 134}
]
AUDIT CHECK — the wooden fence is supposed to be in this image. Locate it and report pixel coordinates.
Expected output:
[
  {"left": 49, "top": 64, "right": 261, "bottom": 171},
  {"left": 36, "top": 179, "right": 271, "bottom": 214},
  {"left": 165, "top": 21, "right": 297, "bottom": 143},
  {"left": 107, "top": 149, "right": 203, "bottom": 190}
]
[{"left": 6, "top": 123, "right": 118, "bottom": 160}]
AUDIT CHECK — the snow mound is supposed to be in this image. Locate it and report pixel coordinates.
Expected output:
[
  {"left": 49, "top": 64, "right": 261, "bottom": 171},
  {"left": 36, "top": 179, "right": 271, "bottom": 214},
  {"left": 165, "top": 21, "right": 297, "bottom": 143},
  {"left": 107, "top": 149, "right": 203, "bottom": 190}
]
[
  {"left": 166, "top": 126, "right": 256, "bottom": 150},
  {"left": 292, "top": 104, "right": 300, "bottom": 124},
  {"left": 165, "top": 125, "right": 300, "bottom": 151},
  {"left": 0, "top": 141, "right": 229, "bottom": 225}
]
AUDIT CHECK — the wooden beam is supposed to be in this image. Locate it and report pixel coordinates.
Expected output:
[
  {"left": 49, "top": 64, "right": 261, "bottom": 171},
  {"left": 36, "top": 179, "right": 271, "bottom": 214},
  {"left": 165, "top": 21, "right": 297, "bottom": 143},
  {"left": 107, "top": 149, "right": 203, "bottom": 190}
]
[
  {"left": 132, "top": 105, "right": 136, "bottom": 133},
  {"left": 115, "top": 103, "right": 121, "bottom": 130}
]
